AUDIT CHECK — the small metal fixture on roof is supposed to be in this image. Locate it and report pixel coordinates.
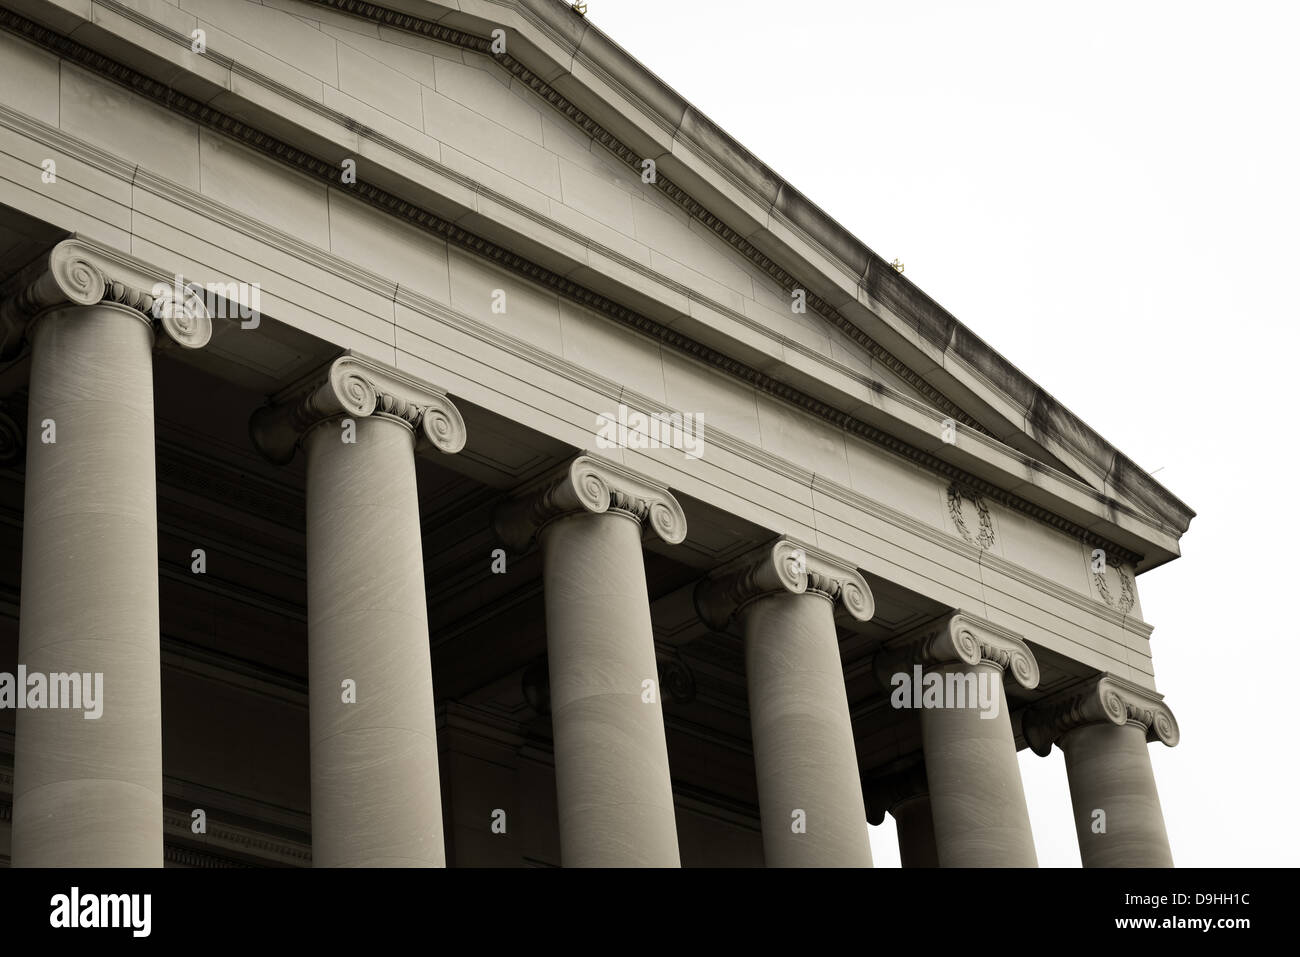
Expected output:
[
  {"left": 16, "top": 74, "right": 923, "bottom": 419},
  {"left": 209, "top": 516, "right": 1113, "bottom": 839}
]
[
  {"left": 572, "top": 1, "right": 588, "bottom": 15},
  {"left": 891, "top": 258, "right": 905, "bottom": 273}
]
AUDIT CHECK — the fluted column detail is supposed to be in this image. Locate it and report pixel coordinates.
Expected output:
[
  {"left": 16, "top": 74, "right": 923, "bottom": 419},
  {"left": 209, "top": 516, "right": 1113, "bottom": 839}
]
[
  {"left": 697, "top": 539, "right": 874, "bottom": 867},
  {"left": 880, "top": 611, "right": 1040, "bottom": 867},
  {"left": 1023, "top": 674, "right": 1178, "bottom": 867},
  {"left": 7, "top": 238, "right": 210, "bottom": 866},
  {"left": 251, "top": 352, "right": 466, "bottom": 867},
  {"left": 495, "top": 454, "right": 686, "bottom": 867}
]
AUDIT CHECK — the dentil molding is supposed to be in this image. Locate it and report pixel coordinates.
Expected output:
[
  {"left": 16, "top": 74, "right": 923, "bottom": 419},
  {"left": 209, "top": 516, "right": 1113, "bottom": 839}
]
[
  {"left": 249, "top": 352, "right": 467, "bottom": 465},
  {"left": 1022, "top": 673, "right": 1179, "bottom": 757},
  {"left": 694, "top": 538, "right": 875, "bottom": 631},
  {"left": 493, "top": 453, "right": 688, "bottom": 552},
  {"left": 0, "top": 8, "right": 1153, "bottom": 568}
]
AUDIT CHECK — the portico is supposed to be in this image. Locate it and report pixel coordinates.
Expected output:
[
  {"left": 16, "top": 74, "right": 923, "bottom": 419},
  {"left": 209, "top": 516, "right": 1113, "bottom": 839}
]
[{"left": 0, "top": 0, "right": 1190, "bottom": 868}]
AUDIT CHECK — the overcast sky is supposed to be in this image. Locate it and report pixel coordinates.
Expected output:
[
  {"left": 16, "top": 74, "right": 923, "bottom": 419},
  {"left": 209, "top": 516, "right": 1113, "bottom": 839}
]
[{"left": 585, "top": 0, "right": 1299, "bottom": 866}]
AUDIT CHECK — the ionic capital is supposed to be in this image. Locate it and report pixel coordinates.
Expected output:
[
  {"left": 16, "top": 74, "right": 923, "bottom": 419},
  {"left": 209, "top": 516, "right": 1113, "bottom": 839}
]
[
  {"left": 694, "top": 538, "right": 874, "bottom": 631},
  {"left": 1023, "top": 674, "right": 1179, "bottom": 757},
  {"left": 493, "top": 454, "right": 687, "bottom": 552},
  {"left": 249, "top": 352, "right": 466, "bottom": 465},
  {"left": 879, "top": 611, "right": 1040, "bottom": 691},
  {"left": 0, "top": 237, "right": 212, "bottom": 358}
]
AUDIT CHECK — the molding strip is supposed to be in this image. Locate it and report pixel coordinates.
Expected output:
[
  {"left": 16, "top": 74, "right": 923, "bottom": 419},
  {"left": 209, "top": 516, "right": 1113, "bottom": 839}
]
[
  {"left": 0, "top": 8, "right": 1143, "bottom": 565},
  {"left": 300, "top": 0, "right": 988, "bottom": 435}
]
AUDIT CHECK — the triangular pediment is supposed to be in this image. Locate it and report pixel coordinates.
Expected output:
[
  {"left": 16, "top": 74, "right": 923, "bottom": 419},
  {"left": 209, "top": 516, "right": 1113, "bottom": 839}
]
[
  {"left": 278, "top": 0, "right": 1190, "bottom": 537},
  {"left": 0, "top": 0, "right": 1190, "bottom": 557}
]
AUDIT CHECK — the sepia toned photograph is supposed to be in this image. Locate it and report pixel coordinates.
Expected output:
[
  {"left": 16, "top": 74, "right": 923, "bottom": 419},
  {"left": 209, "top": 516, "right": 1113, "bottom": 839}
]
[{"left": 0, "top": 0, "right": 1291, "bottom": 940}]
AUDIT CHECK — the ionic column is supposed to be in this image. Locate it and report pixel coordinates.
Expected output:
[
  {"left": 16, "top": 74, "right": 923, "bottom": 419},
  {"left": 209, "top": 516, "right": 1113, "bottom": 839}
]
[
  {"left": 494, "top": 455, "right": 687, "bottom": 867},
  {"left": 865, "top": 761, "right": 938, "bottom": 868},
  {"left": 2, "top": 239, "right": 211, "bottom": 866},
  {"left": 251, "top": 353, "right": 466, "bottom": 866},
  {"left": 697, "top": 540, "right": 874, "bottom": 867},
  {"left": 1024, "top": 674, "right": 1178, "bottom": 867},
  {"left": 882, "top": 612, "right": 1041, "bottom": 867}
]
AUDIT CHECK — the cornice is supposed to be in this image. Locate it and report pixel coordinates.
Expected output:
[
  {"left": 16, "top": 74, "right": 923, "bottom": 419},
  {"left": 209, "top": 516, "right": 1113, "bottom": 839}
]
[
  {"left": 0, "top": 11, "right": 1156, "bottom": 566},
  {"left": 694, "top": 537, "right": 874, "bottom": 631},
  {"left": 0, "top": 236, "right": 212, "bottom": 357},
  {"left": 162, "top": 808, "right": 311, "bottom": 868},
  {"left": 0, "top": 164, "right": 1152, "bottom": 631},
  {"left": 300, "top": 0, "right": 1194, "bottom": 535},
  {"left": 881, "top": 611, "right": 1041, "bottom": 691},
  {"left": 162, "top": 844, "right": 253, "bottom": 868},
  {"left": 1022, "top": 673, "right": 1179, "bottom": 757},
  {"left": 492, "top": 453, "right": 688, "bottom": 551},
  {"left": 528, "top": 0, "right": 1192, "bottom": 535},
  {"left": 248, "top": 352, "right": 467, "bottom": 465},
  {"left": 0, "top": 238, "right": 1141, "bottom": 636},
  {"left": 297, "top": 0, "right": 984, "bottom": 434}
]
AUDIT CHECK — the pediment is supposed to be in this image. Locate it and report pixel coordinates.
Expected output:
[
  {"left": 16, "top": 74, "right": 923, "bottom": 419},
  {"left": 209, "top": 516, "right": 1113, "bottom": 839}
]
[
  {"left": 282, "top": 0, "right": 1190, "bottom": 538},
  {"left": 0, "top": 0, "right": 1191, "bottom": 559}
]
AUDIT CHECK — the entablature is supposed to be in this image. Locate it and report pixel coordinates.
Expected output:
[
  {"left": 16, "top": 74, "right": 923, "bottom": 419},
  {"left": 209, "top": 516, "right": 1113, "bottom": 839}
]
[{"left": 0, "top": 0, "right": 1191, "bottom": 569}]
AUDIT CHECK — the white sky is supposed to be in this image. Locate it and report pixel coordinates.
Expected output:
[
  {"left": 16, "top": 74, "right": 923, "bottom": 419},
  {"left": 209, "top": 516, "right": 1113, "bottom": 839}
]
[{"left": 584, "top": 0, "right": 1300, "bottom": 866}]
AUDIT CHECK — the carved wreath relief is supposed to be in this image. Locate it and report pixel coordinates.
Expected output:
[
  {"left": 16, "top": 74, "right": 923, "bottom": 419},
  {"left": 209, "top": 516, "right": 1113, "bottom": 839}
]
[
  {"left": 946, "top": 482, "right": 995, "bottom": 550},
  {"left": 1093, "top": 557, "right": 1136, "bottom": 613}
]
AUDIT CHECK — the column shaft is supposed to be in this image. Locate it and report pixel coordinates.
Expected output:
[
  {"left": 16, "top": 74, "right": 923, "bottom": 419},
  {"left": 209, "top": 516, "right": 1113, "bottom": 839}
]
[
  {"left": 893, "top": 794, "right": 939, "bottom": 868},
  {"left": 1062, "top": 722, "right": 1173, "bottom": 867},
  {"left": 920, "top": 662, "right": 1037, "bottom": 866},
  {"left": 305, "top": 415, "right": 444, "bottom": 866},
  {"left": 12, "top": 302, "right": 163, "bottom": 867},
  {"left": 744, "top": 591, "right": 871, "bottom": 866},
  {"left": 541, "top": 510, "right": 680, "bottom": 867}
]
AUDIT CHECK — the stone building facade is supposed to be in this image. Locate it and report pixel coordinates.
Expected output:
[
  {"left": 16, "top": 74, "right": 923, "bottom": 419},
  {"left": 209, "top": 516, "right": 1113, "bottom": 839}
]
[{"left": 0, "top": 0, "right": 1192, "bottom": 866}]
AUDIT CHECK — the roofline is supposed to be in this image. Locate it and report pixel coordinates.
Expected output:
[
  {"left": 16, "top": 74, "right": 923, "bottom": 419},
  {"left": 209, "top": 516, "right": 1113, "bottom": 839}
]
[
  {"left": 506, "top": 0, "right": 1194, "bottom": 534},
  {"left": 2, "top": 0, "right": 1194, "bottom": 546}
]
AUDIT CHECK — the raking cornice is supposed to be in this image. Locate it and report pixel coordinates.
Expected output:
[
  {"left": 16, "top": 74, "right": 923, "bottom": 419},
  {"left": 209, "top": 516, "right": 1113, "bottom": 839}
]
[
  {"left": 299, "top": 0, "right": 987, "bottom": 436},
  {"left": 0, "top": 5, "right": 1149, "bottom": 565},
  {"left": 297, "top": 0, "right": 1194, "bottom": 539}
]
